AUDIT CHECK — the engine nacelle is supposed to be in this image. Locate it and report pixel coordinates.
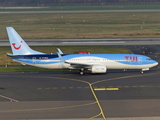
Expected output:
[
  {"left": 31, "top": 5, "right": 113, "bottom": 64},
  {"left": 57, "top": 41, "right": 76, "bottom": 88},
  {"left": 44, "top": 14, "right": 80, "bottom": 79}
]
[{"left": 91, "top": 65, "right": 107, "bottom": 73}]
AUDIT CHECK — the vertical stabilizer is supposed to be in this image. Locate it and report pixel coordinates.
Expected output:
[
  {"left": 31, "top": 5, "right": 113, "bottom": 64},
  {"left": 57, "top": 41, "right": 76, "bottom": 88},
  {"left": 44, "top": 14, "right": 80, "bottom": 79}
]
[{"left": 6, "top": 27, "right": 44, "bottom": 55}]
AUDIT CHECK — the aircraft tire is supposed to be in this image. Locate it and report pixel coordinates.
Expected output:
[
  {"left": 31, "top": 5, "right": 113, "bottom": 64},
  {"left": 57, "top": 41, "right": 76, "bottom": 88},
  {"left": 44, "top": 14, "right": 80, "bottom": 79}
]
[
  {"left": 140, "top": 71, "right": 144, "bottom": 74},
  {"left": 79, "top": 71, "right": 84, "bottom": 75}
]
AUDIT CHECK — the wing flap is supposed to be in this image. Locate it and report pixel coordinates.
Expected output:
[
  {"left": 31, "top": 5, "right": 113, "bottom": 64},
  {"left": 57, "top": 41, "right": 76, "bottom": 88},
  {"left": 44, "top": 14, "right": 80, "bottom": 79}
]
[
  {"left": 66, "top": 62, "right": 93, "bottom": 69},
  {"left": 69, "top": 62, "right": 92, "bottom": 66}
]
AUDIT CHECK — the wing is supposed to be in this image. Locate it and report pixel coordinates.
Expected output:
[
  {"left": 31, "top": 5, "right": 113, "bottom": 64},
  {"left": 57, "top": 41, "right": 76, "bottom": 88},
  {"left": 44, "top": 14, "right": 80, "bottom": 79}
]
[
  {"left": 68, "top": 62, "right": 93, "bottom": 69},
  {"left": 57, "top": 52, "right": 92, "bottom": 69}
]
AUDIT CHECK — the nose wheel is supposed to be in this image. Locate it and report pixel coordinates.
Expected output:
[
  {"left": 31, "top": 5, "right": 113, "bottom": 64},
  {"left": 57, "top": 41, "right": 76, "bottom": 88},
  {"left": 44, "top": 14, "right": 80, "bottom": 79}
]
[
  {"left": 140, "top": 71, "right": 144, "bottom": 74},
  {"left": 140, "top": 68, "right": 149, "bottom": 74}
]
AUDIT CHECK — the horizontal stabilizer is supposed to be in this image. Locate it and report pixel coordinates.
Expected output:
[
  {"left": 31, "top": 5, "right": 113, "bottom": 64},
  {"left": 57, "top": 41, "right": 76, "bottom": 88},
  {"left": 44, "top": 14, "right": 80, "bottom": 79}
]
[{"left": 6, "top": 53, "right": 16, "bottom": 57}]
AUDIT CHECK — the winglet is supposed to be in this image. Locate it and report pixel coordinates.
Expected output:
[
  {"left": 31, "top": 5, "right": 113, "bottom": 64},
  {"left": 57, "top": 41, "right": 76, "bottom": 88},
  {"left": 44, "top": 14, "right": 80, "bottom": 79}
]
[
  {"left": 57, "top": 48, "right": 63, "bottom": 54},
  {"left": 57, "top": 52, "right": 65, "bottom": 62}
]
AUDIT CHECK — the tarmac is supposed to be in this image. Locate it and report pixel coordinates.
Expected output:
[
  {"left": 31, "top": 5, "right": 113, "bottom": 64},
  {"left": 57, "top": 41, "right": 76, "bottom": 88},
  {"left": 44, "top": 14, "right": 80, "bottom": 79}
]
[{"left": 0, "top": 45, "right": 160, "bottom": 120}]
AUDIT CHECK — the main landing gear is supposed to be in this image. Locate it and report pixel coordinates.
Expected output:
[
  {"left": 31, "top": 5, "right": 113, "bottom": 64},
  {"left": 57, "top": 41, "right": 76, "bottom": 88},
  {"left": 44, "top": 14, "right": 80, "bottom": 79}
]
[{"left": 79, "top": 69, "right": 84, "bottom": 75}]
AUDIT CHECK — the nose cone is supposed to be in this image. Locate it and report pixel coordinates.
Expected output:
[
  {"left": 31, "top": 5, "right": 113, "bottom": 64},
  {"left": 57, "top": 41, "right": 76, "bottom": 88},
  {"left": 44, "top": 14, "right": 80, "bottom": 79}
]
[{"left": 153, "top": 60, "right": 158, "bottom": 67}]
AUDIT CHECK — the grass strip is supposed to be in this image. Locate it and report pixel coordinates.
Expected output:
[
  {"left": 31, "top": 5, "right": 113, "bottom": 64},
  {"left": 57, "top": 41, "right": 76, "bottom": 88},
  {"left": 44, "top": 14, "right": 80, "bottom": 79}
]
[{"left": 1, "top": 12, "right": 160, "bottom": 39}]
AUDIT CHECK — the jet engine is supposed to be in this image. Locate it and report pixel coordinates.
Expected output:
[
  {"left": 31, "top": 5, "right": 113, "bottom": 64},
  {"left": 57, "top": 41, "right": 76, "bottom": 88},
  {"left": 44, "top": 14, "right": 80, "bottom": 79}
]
[{"left": 91, "top": 65, "right": 107, "bottom": 73}]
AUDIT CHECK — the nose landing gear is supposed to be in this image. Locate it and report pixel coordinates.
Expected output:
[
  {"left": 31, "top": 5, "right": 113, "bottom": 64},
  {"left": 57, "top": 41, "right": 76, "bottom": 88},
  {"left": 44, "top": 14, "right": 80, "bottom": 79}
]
[
  {"left": 140, "top": 71, "right": 144, "bottom": 74},
  {"left": 140, "top": 68, "right": 149, "bottom": 74}
]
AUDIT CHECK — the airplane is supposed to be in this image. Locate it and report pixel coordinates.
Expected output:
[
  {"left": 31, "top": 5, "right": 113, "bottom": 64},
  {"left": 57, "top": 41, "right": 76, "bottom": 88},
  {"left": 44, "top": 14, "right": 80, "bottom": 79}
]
[{"left": 6, "top": 27, "right": 158, "bottom": 75}]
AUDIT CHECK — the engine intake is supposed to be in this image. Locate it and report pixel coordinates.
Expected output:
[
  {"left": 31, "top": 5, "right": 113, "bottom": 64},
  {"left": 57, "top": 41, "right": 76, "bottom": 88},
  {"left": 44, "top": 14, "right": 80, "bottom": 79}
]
[{"left": 91, "top": 65, "right": 107, "bottom": 73}]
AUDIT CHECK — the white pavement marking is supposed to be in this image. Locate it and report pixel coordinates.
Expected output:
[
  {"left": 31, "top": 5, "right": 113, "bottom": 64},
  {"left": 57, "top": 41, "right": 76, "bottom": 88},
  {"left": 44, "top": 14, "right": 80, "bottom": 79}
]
[{"left": 0, "top": 95, "right": 19, "bottom": 102}]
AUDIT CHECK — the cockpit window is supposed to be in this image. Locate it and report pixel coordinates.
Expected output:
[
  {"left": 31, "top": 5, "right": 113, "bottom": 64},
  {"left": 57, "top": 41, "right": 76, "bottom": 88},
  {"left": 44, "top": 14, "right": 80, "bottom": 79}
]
[{"left": 146, "top": 58, "right": 151, "bottom": 61}]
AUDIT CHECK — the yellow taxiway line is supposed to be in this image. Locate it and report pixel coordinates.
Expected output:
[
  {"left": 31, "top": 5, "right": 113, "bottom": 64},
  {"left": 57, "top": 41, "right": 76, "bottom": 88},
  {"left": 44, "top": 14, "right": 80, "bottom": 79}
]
[{"left": 94, "top": 88, "right": 119, "bottom": 91}]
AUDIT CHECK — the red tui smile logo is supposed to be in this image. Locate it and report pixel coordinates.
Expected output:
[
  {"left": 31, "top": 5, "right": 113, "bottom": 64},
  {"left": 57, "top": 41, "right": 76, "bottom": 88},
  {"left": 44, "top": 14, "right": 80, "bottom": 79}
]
[{"left": 12, "top": 41, "right": 22, "bottom": 50}]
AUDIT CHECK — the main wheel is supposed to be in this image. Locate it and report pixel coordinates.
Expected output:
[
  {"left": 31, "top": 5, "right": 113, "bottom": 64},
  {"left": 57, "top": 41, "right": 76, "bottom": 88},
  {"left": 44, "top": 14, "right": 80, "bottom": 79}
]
[{"left": 79, "top": 71, "right": 84, "bottom": 75}]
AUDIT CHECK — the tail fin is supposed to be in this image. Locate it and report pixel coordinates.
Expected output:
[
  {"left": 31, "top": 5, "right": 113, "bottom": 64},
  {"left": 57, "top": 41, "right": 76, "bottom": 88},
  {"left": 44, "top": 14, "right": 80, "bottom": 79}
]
[{"left": 6, "top": 27, "right": 44, "bottom": 55}]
